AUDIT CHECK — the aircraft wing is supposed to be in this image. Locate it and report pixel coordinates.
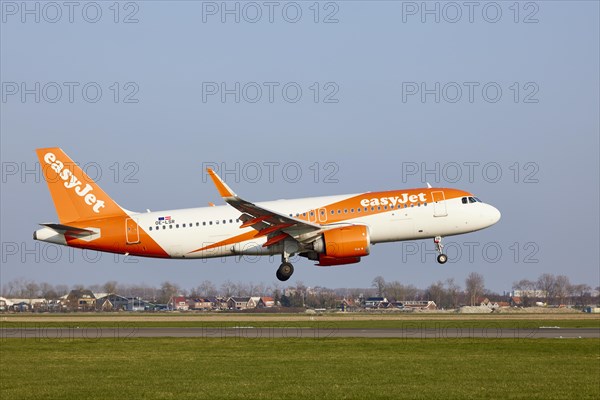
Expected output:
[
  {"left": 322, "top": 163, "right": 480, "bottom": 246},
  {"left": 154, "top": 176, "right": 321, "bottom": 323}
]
[{"left": 207, "top": 169, "right": 323, "bottom": 247}]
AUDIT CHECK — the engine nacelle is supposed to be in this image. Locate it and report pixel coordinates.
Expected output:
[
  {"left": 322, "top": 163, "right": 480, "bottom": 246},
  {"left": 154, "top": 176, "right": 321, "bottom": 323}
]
[{"left": 311, "top": 225, "right": 370, "bottom": 258}]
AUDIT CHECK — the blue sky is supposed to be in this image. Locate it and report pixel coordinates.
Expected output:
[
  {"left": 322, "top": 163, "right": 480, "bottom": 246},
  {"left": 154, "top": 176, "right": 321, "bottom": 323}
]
[{"left": 1, "top": 1, "right": 598, "bottom": 293}]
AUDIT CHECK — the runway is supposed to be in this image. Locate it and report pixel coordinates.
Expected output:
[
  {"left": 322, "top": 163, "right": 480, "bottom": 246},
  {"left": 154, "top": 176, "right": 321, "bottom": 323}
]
[{"left": 2, "top": 327, "right": 599, "bottom": 340}]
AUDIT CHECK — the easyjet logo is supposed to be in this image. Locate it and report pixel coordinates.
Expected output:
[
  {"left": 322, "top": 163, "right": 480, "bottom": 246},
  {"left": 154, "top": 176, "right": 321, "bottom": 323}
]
[
  {"left": 44, "top": 152, "right": 105, "bottom": 213},
  {"left": 360, "top": 192, "right": 427, "bottom": 207}
]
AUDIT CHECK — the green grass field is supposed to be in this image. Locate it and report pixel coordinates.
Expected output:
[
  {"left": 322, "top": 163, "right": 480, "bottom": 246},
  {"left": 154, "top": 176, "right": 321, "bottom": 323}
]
[{"left": 1, "top": 337, "right": 598, "bottom": 399}]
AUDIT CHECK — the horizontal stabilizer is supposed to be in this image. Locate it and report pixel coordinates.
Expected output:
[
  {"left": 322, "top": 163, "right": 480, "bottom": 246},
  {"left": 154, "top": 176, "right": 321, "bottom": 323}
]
[{"left": 40, "top": 223, "right": 96, "bottom": 238}]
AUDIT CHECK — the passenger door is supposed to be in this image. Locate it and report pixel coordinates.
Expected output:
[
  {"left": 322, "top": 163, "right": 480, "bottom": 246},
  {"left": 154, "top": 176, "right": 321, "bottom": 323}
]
[{"left": 430, "top": 191, "right": 448, "bottom": 217}]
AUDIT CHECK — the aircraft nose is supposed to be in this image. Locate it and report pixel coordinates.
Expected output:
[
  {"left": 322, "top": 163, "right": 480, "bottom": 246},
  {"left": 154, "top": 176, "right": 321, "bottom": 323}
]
[{"left": 489, "top": 205, "right": 501, "bottom": 225}]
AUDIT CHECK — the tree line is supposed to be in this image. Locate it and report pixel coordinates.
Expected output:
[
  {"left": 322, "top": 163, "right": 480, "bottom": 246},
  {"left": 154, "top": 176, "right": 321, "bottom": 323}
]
[{"left": 2, "top": 272, "right": 597, "bottom": 308}]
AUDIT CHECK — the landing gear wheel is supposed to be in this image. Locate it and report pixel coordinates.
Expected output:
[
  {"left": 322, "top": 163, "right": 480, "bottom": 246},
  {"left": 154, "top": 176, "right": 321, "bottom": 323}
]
[
  {"left": 276, "top": 262, "right": 294, "bottom": 281},
  {"left": 434, "top": 236, "right": 447, "bottom": 264}
]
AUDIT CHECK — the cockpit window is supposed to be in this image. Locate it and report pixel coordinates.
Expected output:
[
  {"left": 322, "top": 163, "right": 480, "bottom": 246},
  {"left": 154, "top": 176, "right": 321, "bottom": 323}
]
[{"left": 463, "top": 196, "right": 483, "bottom": 204}]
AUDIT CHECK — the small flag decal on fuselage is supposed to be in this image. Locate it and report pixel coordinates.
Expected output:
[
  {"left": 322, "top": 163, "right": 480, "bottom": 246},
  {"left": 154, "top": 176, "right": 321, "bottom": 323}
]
[{"left": 156, "top": 216, "right": 174, "bottom": 225}]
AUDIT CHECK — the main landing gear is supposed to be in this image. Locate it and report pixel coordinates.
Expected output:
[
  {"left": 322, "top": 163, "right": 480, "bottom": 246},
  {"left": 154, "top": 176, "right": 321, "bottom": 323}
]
[
  {"left": 276, "top": 252, "right": 294, "bottom": 281},
  {"left": 434, "top": 236, "right": 448, "bottom": 264}
]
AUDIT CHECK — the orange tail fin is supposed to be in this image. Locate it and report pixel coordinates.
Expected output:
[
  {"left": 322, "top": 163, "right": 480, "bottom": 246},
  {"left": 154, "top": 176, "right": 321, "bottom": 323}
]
[{"left": 36, "top": 148, "right": 126, "bottom": 223}]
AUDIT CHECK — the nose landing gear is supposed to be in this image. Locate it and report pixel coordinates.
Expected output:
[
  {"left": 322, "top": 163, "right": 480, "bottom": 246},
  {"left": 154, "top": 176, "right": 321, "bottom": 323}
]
[{"left": 434, "top": 236, "right": 448, "bottom": 264}]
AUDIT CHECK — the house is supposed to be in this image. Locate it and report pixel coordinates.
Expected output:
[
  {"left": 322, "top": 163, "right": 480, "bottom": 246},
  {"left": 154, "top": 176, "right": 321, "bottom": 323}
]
[
  {"left": 4, "top": 298, "right": 48, "bottom": 311},
  {"left": 187, "top": 298, "right": 214, "bottom": 311},
  {"left": 227, "top": 297, "right": 251, "bottom": 310},
  {"left": 168, "top": 296, "right": 189, "bottom": 311},
  {"left": 95, "top": 294, "right": 129, "bottom": 311},
  {"left": 395, "top": 300, "right": 437, "bottom": 310},
  {"left": 47, "top": 299, "right": 66, "bottom": 312},
  {"left": 126, "top": 297, "right": 154, "bottom": 311},
  {"left": 258, "top": 297, "right": 275, "bottom": 308},
  {"left": 206, "top": 297, "right": 227, "bottom": 310},
  {"left": 511, "top": 289, "right": 547, "bottom": 298},
  {"left": 510, "top": 296, "right": 523, "bottom": 307},
  {"left": 66, "top": 290, "right": 96, "bottom": 311},
  {"left": 0, "top": 297, "right": 13, "bottom": 311},
  {"left": 364, "top": 297, "right": 389, "bottom": 308},
  {"left": 247, "top": 297, "right": 261, "bottom": 308},
  {"left": 337, "top": 298, "right": 357, "bottom": 312}
]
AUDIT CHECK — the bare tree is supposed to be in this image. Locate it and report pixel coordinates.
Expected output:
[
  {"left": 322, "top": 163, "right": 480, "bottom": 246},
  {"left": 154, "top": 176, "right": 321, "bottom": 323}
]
[
  {"left": 445, "top": 278, "right": 461, "bottom": 308},
  {"left": 571, "top": 284, "right": 592, "bottom": 305},
  {"left": 103, "top": 281, "right": 118, "bottom": 294},
  {"left": 372, "top": 276, "right": 386, "bottom": 297},
  {"left": 6, "top": 278, "right": 26, "bottom": 297},
  {"left": 553, "top": 275, "right": 571, "bottom": 305},
  {"left": 25, "top": 282, "right": 40, "bottom": 300},
  {"left": 536, "top": 273, "right": 556, "bottom": 304},
  {"left": 512, "top": 279, "right": 536, "bottom": 306},
  {"left": 159, "top": 281, "right": 180, "bottom": 303},
  {"left": 220, "top": 280, "right": 235, "bottom": 298},
  {"left": 426, "top": 281, "right": 446, "bottom": 308},
  {"left": 254, "top": 282, "right": 266, "bottom": 297},
  {"left": 465, "top": 272, "right": 485, "bottom": 306},
  {"left": 386, "top": 281, "right": 403, "bottom": 301},
  {"left": 197, "top": 280, "right": 217, "bottom": 297},
  {"left": 88, "top": 284, "right": 103, "bottom": 293},
  {"left": 235, "top": 282, "right": 249, "bottom": 296},
  {"left": 55, "top": 284, "right": 69, "bottom": 297},
  {"left": 39, "top": 282, "right": 58, "bottom": 300}
]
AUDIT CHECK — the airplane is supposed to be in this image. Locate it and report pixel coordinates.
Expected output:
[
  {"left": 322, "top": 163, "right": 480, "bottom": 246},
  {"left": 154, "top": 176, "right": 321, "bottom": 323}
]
[{"left": 34, "top": 148, "right": 501, "bottom": 281}]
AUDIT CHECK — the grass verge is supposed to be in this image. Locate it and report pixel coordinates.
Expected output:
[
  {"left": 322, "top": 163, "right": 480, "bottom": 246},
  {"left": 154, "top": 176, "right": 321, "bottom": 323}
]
[{"left": 1, "top": 338, "right": 598, "bottom": 399}]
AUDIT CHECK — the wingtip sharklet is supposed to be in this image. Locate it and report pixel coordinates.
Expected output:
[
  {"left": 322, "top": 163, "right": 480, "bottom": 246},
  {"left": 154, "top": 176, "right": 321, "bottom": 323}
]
[{"left": 206, "top": 168, "right": 237, "bottom": 198}]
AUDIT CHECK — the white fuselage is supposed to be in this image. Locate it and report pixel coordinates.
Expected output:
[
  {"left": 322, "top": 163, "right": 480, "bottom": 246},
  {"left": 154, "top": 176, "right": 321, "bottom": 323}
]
[{"left": 130, "top": 194, "right": 500, "bottom": 259}]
